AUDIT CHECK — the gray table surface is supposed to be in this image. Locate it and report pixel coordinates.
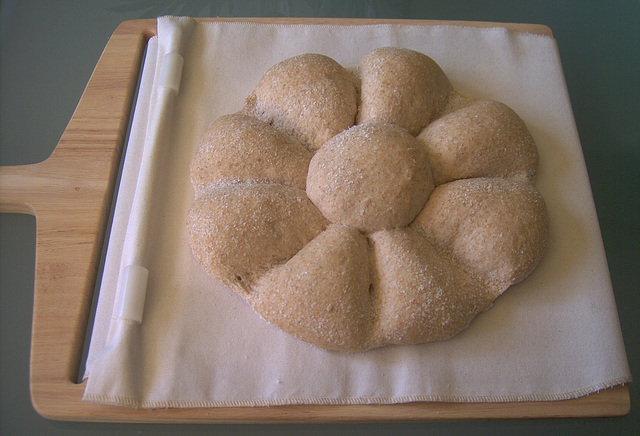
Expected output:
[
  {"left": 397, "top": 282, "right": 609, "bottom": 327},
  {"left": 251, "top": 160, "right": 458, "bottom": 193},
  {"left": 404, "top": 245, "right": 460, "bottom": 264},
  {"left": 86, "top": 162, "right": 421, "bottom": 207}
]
[{"left": 1, "top": 1, "right": 638, "bottom": 434}]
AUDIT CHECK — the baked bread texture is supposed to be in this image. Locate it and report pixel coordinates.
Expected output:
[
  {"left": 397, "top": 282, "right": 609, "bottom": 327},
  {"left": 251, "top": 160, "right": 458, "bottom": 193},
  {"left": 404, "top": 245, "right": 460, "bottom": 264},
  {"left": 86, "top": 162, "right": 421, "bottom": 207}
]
[{"left": 187, "top": 48, "right": 549, "bottom": 351}]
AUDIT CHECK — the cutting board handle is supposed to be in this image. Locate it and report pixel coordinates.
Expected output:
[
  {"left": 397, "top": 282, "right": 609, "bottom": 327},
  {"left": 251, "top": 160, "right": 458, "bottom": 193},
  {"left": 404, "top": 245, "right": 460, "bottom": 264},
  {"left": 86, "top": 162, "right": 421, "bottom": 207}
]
[{"left": 0, "top": 162, "right": 43, "bottom": 215}]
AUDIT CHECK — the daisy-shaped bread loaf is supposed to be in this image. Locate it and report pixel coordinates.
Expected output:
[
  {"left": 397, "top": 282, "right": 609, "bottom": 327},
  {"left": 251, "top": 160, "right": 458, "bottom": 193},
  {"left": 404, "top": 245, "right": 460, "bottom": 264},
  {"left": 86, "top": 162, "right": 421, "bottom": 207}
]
[{"left": 187, "top": 48, "right": 549, "bottom": 351}]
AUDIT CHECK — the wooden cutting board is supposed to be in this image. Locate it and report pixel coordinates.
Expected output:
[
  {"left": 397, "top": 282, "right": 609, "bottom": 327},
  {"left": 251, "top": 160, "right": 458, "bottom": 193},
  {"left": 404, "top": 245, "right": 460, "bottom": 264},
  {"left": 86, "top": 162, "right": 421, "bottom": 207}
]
[{"left": 0, "top": 17, "right": 630, "bottom": 423}]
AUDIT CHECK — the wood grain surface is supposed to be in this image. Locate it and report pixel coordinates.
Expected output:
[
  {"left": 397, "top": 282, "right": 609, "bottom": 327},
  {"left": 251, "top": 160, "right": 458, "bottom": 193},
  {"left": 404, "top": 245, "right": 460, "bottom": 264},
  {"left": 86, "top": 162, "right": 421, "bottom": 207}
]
[{"left": 0, "top": 17, "right": 629, "bottom": 422}]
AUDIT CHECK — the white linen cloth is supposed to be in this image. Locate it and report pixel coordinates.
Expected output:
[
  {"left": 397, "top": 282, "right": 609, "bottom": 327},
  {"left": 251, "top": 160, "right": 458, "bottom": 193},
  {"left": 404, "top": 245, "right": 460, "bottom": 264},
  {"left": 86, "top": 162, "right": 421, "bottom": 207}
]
[{"left": 83, "top": 16, "right": 631, "bottom": 408}]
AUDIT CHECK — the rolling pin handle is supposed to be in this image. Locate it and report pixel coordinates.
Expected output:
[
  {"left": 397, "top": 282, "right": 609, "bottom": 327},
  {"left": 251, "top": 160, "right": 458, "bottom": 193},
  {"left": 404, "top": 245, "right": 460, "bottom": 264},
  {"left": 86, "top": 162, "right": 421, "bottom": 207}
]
[
  {"left": 158, "top": 52, "right": 184, "bottom": 94},
  {"left": 116, "top": 264, "right": 149, "bottom": 324}
]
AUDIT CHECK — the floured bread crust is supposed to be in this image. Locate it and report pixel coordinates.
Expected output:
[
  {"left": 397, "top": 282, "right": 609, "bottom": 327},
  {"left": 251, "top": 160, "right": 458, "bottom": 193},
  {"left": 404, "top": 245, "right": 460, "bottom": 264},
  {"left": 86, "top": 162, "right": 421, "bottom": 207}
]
[
  {"left": 187, "top": 183, "right": 328, "bottom": 295},
  {"left": 412, "top": 178, "right": 549, "bottom": 294},
  {"left": 369, "top": 227, "right": 494, "bottom": 346},
  {"left": 307, "top": 123, "right": 434, "bottom": 233},
  {"left": 357, "top": 47, "right": 452, "bottom": 135},
  {"left": 191, "top": 113, "right": 313, "bottom": 191},
  {"left": 251, "top": 224, "right": 373, "bottom": 351},
  {"left": 418, "top": 100, "right": 539, "bottom": 186},
  {"left": 244, "top": 53, "right": 358, "bottom": 151},
  {"left": 187, "top": 47, "right": 549, "bottom": 351}
]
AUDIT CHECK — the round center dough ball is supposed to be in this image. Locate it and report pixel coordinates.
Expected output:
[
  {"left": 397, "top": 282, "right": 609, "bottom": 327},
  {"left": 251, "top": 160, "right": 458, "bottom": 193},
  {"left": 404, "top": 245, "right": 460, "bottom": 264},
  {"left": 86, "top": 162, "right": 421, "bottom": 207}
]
[{"left": 307, "top": 123, "right": 434, "bottom": 233}]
